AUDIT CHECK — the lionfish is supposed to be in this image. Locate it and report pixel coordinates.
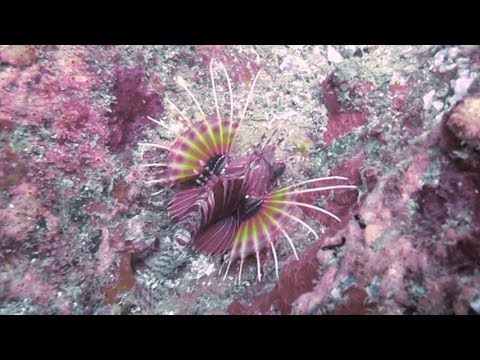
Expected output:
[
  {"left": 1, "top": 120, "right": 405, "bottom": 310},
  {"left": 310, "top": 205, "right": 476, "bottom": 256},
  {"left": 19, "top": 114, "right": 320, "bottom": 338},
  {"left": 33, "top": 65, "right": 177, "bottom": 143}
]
[{"left": 140, "top": 58, "right": 356, "bottom": 283}]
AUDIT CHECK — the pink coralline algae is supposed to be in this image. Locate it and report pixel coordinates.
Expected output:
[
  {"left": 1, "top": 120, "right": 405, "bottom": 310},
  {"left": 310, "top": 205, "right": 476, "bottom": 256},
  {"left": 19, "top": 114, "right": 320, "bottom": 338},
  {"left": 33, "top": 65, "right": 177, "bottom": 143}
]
[
  {"left": 0, "top": 183, "right": 42, "bottom": 243},
  {"left": 0, "top": 45, "right": 37, "bottom": 68},
  {"left": 196, "top": 45, "right": 262, "bottom": 86},
  {"left": 107, "top": 67, "right": 164, "bottom": 153},
  {"left": 445, "top": 95, "right": 480, "bottom": 151},
  {"left": 433, "top": 93, "right": 480, "bottom": 280},
  {"left": 321, "top": 74, "right": 369, "bottom": 146},
  {"left": 1, "top": 45, "right": 480, "bottom": 315}
]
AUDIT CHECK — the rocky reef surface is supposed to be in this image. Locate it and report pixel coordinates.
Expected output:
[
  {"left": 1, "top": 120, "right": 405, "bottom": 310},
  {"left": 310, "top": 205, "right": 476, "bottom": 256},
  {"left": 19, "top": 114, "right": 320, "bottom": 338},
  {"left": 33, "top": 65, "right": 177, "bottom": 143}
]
[{"left": 1, "top": 45, "right": 479, "bottom": 315}]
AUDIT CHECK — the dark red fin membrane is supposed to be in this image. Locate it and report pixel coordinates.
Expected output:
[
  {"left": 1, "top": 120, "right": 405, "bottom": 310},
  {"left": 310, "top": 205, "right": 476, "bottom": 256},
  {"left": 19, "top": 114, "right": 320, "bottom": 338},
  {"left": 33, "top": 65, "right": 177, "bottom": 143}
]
[
  {"left": 168, "top": 187, "right": 205, "bottom": 221},
  {"left": 169, "top": 176, "right": 246, "bottom": 249},
  {"left": 193, "top": 213, "right": 240, "bottom": 256}
]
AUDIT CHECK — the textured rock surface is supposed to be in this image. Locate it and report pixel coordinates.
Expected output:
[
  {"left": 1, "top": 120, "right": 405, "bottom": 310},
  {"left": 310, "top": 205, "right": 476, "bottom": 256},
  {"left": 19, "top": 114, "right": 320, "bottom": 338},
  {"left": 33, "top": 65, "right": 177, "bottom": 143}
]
[{"left": 1, "top": 45, "right": 479, "bottom": 314}]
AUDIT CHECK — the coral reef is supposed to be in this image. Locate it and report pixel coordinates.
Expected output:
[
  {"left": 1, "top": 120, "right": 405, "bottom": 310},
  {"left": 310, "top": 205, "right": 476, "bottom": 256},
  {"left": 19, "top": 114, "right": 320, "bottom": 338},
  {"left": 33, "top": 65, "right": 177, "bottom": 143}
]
[{"left": 1, "top": 45, "right": 479, "bottom": 314}]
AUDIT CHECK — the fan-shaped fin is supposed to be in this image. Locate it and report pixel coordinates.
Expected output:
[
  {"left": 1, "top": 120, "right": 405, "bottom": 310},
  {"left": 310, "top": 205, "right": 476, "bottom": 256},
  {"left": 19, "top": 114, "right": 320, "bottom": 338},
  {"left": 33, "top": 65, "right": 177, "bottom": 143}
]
[
  {"left": 192, "top": 214, "right": 239, "bottom": 256},
  {"left": 161, "top": 118, "right": 237, "bottom": 185},
  {"left": 168, "top": 187, "right": 205, "bottom": 221}
]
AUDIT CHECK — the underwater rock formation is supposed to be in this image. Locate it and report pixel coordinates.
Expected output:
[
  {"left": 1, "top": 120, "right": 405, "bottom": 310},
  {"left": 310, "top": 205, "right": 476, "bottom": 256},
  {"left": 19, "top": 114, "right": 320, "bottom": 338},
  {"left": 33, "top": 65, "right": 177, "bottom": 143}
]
[{"left": 1, "top": 45, "right": 479, "bottom": 314}]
